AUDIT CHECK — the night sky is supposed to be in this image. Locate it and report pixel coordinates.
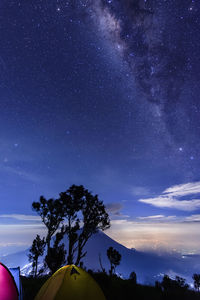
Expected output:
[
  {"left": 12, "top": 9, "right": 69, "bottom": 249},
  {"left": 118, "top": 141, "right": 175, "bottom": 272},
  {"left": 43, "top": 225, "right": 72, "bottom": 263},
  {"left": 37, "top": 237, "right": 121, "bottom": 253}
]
[{"left": 1, "top": 0, "right": 200, "bottom": 254}]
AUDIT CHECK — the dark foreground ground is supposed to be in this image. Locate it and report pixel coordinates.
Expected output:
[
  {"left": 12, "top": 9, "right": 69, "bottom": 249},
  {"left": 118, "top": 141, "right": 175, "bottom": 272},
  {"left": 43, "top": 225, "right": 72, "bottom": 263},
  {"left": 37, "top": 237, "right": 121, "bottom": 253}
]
[{"left": 21, "top": 272, "right": 200, "bottom": 300}]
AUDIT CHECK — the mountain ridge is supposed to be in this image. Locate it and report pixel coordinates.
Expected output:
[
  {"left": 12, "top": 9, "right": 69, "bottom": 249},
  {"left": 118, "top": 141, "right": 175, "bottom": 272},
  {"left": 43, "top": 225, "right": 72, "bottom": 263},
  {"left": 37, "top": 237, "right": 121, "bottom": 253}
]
[{"left": 0, "top": 230, "right": 199, "bottom": 284}]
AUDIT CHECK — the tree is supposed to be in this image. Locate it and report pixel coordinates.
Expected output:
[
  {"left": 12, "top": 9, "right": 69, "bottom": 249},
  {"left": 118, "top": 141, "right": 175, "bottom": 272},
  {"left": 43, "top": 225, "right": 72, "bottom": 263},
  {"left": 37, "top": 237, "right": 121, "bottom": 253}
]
[
  {"left": 59, "top": 185, "right": 110, "bottom": 265},
  {"left": 32, "top": 196, "right": 64, "bottom": 256},
  {"left": 28, "top": 235, "right": 46, "bottom": 277},
  {"left": 129, "top": 271, "right": 137, "bottom": 285},
  {"left": 44, "top": 228, "right": 66, "bottom": 274},
  {"left": 161, "top": 274, "right": 171, "bottom": 291},
  {"left": 99, "top": 253, "right": 106, "bottom": 273},
  {"left": 107, "top": 246, "right": 121, "bottom": 276},
  {"left": 75, "top": 189, "right": 110, "bottom": 265},
  {"left": 59, "top": 185, "right": 85, "bottom": 264},
  {"left": 32, "top": 185, "right": 110, "bottom": 269},
  {"left": 175, "top": 275, "right": 188, "bottom": 290},
  {"left": 193, "top": 274, "right": 200, "bottom": 292},
  {"left": 161, "top": 274, "right": 188, "bottom": 292}
]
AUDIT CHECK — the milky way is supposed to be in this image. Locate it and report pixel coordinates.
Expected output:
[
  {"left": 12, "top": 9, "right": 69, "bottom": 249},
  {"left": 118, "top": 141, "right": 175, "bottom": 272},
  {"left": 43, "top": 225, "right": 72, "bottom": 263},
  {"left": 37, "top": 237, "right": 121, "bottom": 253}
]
[
  {"left": 92, "top": 0, "right": 193, "bottom": 101},
  {"left": 89, "top": 0, "right": 200, "bottom": 142}
]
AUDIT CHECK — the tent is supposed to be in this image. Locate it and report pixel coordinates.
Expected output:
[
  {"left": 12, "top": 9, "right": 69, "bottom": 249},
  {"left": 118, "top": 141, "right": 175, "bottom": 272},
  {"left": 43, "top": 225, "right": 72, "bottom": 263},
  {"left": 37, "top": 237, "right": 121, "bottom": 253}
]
[
  {"left": 9, "top": 267, "right": 23, "bottom": 300},
  {"left": 0, "top": 262, "right": 19, "bottom": 300},
  {"left": 35, "top": 264, "right": 106, "bottom": 300}
]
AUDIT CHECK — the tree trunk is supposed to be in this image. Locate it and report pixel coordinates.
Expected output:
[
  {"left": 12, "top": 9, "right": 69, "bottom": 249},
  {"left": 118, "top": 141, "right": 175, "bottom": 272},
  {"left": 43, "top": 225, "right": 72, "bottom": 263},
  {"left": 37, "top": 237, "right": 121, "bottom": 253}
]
[
  {"left": 98, "top": 254, "right": 105, "bottom": 273},
  {"left": 75, "top": 240, "right": 81, "bottom": 266},
  {"left": 67, "top": 218, "right": 73, "bottom": 265},
  {"left": 46, "top": 234, "right": 51, "bottom": 256},
  {"left": 75, "top": 232, "right": 90, "bottom": 265},
  {"left": 35, "top": 258, "right": 38, "bottom": 278}
]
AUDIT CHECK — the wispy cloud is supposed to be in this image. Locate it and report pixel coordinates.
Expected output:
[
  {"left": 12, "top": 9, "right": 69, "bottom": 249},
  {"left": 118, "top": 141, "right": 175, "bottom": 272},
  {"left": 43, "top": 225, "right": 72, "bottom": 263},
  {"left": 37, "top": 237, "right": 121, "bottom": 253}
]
[
  {"left": 164, "top": 182, "right": 200, "bottom": 197},
  {"left": 0, "top": 214, "right": 40, "bottom": 221},
  {"left": 107, "top": 217, "right": 200, "bottom": 253},
  {"left": 0, "top": 223, "right": 46, "bottom": 250},
  {"left": 139, "top": 182, "right": 200, "bottom": 211},
  {"left": 2, "top": 165, "right": 42, "bottom": 183},
  {"left": 137, "top": 215, "right": 176, "bottom": 221},
  {"left": 106, "top": 202, "right": 129, "bottom": 219},
  {"left": 106, "top": 203, "right": 123, "bottom": 215},
  {"left": 130, "top": 186, "right": 150, "bottom": 196},
  {"left": 184, "top": 214, "right": 200, "bottom": 222}
]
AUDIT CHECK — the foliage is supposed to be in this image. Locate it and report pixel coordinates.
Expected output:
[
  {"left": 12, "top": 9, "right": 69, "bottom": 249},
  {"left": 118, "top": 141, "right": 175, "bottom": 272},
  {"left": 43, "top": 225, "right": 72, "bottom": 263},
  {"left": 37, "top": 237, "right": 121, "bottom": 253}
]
[
  {"left": 31, "top": 184, "right": 110, "bottom": 272},
  {"left": 107, "top": 246, "right": 121, "bottom": 276},
  {"left": 129, "top": 271, "right": 137, "bottom": 284},
  {"left": 44, "top": 229, "right": 66, "bottom": 274},
  {"left": 193, "top": 274, "right": 200, "bottom": 292},
  {"left": 75, "top": 187, "right": 110, "bottom": 265},
  {"left": 32, "top": 196, "right": 64, "bottom": 256},
  {"left": 59, "top": 184, "right": 110, "bottom": 265},
  {"left": 44, "top": 244, "right": 66, "bottom": 275},
  {"left": 59, "top": 185, "right": 84, "bottom": 264},
  {"left": 28, "top": 235, "right": 46, "bottom": 277},
  {"left": 161, "top": 274, "right": 189, "bottom": 293},
  {"left": 22, "top": 272, "right": 200, "bottom": 300}
]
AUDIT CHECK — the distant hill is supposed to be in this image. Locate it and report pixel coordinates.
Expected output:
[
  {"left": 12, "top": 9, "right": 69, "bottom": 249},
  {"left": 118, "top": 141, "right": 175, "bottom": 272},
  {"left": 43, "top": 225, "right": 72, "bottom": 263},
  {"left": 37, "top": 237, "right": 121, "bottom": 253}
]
[{"left": 1, "top": 230, "right": 199, "bottom": 284}]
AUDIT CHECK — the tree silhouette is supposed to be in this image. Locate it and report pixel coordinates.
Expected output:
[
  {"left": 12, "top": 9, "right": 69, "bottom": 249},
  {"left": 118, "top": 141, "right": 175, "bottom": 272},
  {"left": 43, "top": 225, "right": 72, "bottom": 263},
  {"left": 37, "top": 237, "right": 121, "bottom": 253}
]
[
  {"left": 161, "top": 274, "right": 188, "bottom": 292},
  {"left": 175, "top": 276, "right": 188, "bottom": 290},
  {"left": 28, "top": 235, "right": 46, "bottom": 277},
  {"left": 59, "top": 185, "right": 110, "bottom": 265},
  {"left": 59, "top": 185, "right": 85, "bottom": 264},
  {"left": 32, "top": 196, "right": 64, "bottom": 256},
  {"left": 107, "top": 246, "right": 121, "bottom": 276},
  {"left": 44, "top": 228, "right": 66, "bottom": 274},
  {"left": 32, "top": 184, "right": 110, "bottom": 269},
  {"left": 75, "top": 188, "right": 110, "bottom": 265},
  {"left": 129, "top": 271, "right": 137, "bottom": 285},
  {"left": 193, "top": 274, "right": 200, "bottom": 292}
]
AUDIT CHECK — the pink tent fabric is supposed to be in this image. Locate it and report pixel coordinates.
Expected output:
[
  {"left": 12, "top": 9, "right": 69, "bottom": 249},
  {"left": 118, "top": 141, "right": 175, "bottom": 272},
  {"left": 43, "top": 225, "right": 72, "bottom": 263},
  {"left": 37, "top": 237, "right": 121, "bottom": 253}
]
[{"left": 0, "top": 263, "right": 18, "bottom": 300}]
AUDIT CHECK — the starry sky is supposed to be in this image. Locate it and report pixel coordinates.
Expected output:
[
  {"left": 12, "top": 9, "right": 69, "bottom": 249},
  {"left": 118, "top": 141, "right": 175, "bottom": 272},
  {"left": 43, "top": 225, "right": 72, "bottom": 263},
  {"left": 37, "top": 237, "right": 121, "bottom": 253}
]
[{"left": 1, "top": 0, "right": 200, "bottom": 255}]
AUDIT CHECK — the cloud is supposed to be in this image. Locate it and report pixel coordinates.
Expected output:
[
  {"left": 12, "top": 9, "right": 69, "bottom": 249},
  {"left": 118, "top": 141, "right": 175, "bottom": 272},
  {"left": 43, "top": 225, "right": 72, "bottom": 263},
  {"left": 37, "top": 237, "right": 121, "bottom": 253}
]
[
  {"left": 130, "top": 186, "right": 150, "bottom": 196},
  {"left": 184, "top": 214, "right": 200, "bottom": 222},
  {"left": 139, "top": 197, "right": 200, "bottom": 211},
  {"left": 2, "top": 165, "right": 42, "bottom": 183},
  {"left": 106, "top": 202, "right": 129, "bottom": 219},
  {"left": 0, "top": 214, "right": 41, "bottom": 222},
  {"left": 107, "top": 217, "right": 200, "bottom": 253},
  {"left": 138, "top": 214, "right": 164, "bottom": 219},
  {"left": 106, "top": 203, "right": 123, "bottom": 215},
  {"left": 164, "top": 182, "right": 200, "bottom": 197},
  {"left": 137, "top": 215, "right": 176, "bottom": 221},
  {"left": 0, "top": 223, "right": 46, "bottom": 249},
  {"left": 139, "top": 182, "right": 200, "bottom": 211}
]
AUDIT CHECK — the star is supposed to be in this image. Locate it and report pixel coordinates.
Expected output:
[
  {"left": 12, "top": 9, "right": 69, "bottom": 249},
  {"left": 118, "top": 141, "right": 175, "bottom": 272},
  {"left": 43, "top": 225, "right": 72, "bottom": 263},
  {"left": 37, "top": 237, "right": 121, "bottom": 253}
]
[
  {"left": 179, "top": 147, "right": 183, "bottom": 152},
  {"left": 57, "top": 7, "right": 61, "bottom": 12}
]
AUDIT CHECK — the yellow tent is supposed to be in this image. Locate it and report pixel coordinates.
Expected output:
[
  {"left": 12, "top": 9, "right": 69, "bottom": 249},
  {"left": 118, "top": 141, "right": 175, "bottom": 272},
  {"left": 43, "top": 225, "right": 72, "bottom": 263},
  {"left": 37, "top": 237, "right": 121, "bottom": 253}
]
[{"left": 34, "top": 265, "right": 106, "bottom": 300}]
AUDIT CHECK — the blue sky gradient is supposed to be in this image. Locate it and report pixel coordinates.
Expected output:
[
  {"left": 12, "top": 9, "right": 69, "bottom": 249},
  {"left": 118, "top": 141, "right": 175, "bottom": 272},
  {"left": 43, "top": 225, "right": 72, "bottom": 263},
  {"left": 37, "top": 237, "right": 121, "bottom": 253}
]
[{"left": 1, "top": 0, "right": 200, "bottom": 255}]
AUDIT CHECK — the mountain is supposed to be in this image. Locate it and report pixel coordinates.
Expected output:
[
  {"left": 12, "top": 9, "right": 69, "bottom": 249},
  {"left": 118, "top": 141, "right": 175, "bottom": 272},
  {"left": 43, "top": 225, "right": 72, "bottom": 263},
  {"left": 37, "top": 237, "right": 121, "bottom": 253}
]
[{"left": 0, "top": 231, "right": 199, "bottom": 284}]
